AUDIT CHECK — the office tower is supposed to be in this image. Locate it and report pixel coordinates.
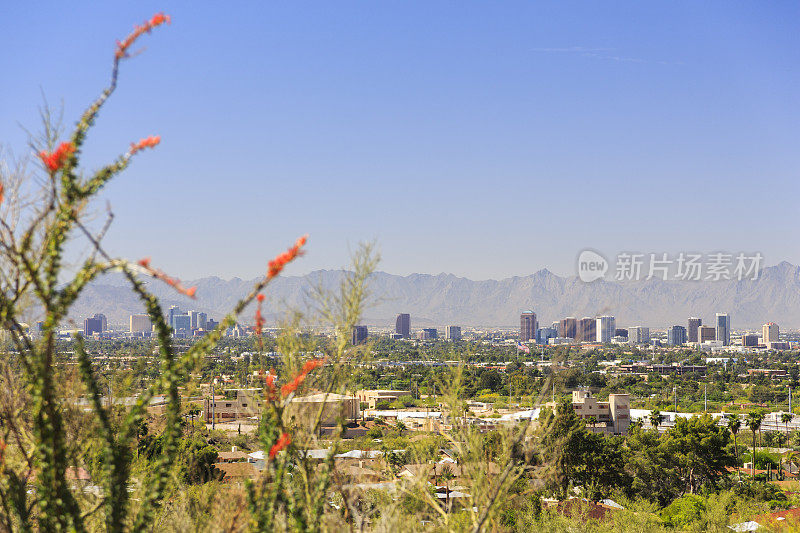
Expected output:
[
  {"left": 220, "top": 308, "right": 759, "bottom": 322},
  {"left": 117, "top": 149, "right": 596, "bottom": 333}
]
[
  {"left": 596, "top": 316, "right": 616, "bottom": 343},
  {"left": 520, "top": 311, "right": 538, "bottom": 342},
  {"left": 558, "top": 317, "right": 577, "bottom": 339},
  {"left": 763, "top": 322, "right": 779, "bottom": 344},
  {"left": 395, "top": 313, "right": 411, "bottom": 338},
  {"left": 699, "top": 325, "right": 716, "bottom": 343},
  {"left": 445, "top": 326, "right": 462, "bottom": 340},
  {"left": 615, "top": 328, "right": 628, "bottom": 339},
  {"left": 188, "top": 310, "right": 200, "bottom": 330},
  {"left": 207, "top": 319, "right": 219, "bottom": 331},
  {"left": 129, "top": 314, "right": 152, "bottom": 334},
  {"left": 168, "top": 306, "right": 183, "bottom": 330},
  {"left": 173, "top": 314, "right": 191, "bottom": 336},
  {"left": 667, "top": 325, "right": 687, "bottom": 346},
  {"left": 628, "top": 326, "right": 650, "bottom": 345},
  {"left": 551, "top": 321, "right": 560, "bottom": 331},
  {"left": 92, "top": 313, "right": 107, "bottom": 332},
  {"left": 351, "top": 325, "right": 368, "bottom": 345},
  {"left": 577, "top": 317, "right": 596, "bottom": 342},
  {"left": 418, "top": 328, "right": 438, "bottom": 340},
  {"left": 716, "top": 313, "right": 731, "bottom": 346},
  {"left": 536, "top": 326, "right": 558, "bottom": 345},
  {"left": 197, "top": 312, "right": 208, "bottom": 330},
  {"left": 83, "top": 316, "right": 103, "bottom": 336},
  {"left": 687, "top": 317, "right": 702, "bottom": 343},
  {"left": 742, "top": 334, "right": 759, "bottom": 347}
]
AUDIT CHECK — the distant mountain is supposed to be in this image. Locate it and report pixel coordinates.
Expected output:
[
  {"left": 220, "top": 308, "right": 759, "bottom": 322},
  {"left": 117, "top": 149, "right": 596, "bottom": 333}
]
[{"left": 69, "top": 262, "right": 800, "bottom": 330}]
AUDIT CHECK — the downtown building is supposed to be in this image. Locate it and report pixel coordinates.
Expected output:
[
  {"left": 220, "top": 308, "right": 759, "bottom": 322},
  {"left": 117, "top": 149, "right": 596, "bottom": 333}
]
[
  {"left": 628, "top": 326, "right": 650, "bottom": 345},
  {"left": 698, "top": 325, "right": 716, "bottom": 343},
  {"left": 129, "top": 314, "right": 152, "bottom": 335},
  {"left": 558, "top": 317, "right": 577, "bottom": 340},
  {"left": 596, "top": 316, "right": 616, "bottom": 343},
  {"left": 445, "top": 325, "right": 462, "bottom": 340},
  {"left": 395, "top": 313, "right": 411, "bottom": 338},
  {"left": 687, "top": 317, "right": 702, "bottom": 343},
  {"left": 520, "top": 311, "right": 538, "bottom": 342},
  {"left": 763, "top": 322, "right": 779, "bottom": 344},
  {"left": 667, "top": 325, "right": 687, "bottom": 346},
  {"left": 351, "top": 325, "right": 368, "bottom": 345},
  {"left": 576, "top": 317, "right": 596, "bottom": 343},
  {"left": 716, "top": 313, "right": 731, "bottom": 346}
]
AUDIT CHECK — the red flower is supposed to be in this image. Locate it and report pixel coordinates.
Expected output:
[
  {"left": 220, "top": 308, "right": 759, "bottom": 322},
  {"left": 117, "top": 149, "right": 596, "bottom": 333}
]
[
  {"left": 280, "top": 358, "right": 325, "bottom": 397},
  {"left": 269, "top": 432, "right": 291, "bottom": 458},
  {"left": 130, "top": 135, "right": 161, "bottom": 155},
  {"left": 136, "top": 258, "right": 197, "bottom": 299},
  {"left": 39, "top": 142, "right": 76, "bottom": 173},
  {"left": 267, "top": 234, "right": 308, "bottom": 279},
  {"left": 116, "top": 13, "right": 171, "bottom": 60},
  {"left": 257, "top": 293, "right": 265, "bottom": 303},
  {"left": 0, "top": 183, "right": 4, "bottom": 206}
]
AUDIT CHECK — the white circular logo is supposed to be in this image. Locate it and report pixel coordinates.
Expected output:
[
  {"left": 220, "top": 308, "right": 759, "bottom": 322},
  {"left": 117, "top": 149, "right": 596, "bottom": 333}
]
[{"left": 577, "top": 249, "right": 608, "bottom": 282}]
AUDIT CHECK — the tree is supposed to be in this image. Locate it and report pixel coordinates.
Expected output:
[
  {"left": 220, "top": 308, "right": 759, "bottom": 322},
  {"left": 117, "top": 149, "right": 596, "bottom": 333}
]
[
  {"left": 747, "top": 410, "right": 765, "bottom": 479},
  {"left": 782, "top": 412, "right": 793, "bottom": 448},
  {"left": 661, "top": 414, "right": 737, "bottom": 494},
  {"left": 538, "top": 401, "right": 630, "bottom": 500},
  {"left": 728, "top": 416, "right": 742, "bottom": 482},
  {"left": 649, "top": 409, "right": 662, "bottom": 431}
]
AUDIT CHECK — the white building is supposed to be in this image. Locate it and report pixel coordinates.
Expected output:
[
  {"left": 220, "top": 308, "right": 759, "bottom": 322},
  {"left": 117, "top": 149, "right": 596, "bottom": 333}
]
[
  {"left": 129, "top": 314, "right": 152, "bottom": 334},
  {"left": 596, "top": 316, "right": 616, "bottom": 343}
]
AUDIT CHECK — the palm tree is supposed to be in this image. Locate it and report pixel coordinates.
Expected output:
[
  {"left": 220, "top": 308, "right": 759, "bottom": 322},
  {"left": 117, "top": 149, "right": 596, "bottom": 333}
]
[
  {"left": 782, "top": 412, "right": 793, "bottom": 448},
  {"left": 728, "top": 416, "right": 742, "bottom": 482},
  {"left": 649, "top": 409, "right": 662, "bottom": 431},
  {"left": 748, "top": 410, "right": 765, "bottom": 479}
]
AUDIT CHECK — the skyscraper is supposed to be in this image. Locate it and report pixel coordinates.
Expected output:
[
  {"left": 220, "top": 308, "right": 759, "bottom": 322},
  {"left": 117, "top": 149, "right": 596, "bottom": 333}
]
[
  {"left": 699, "top": 325, "right": 716, "bottom": 343},
  {"left": 763, "top": 322, "right": 779, "bottom": 344},
  {"left": 168, "top": 306, "right": 183, "bottom": 330},
  {"left": 129, "top": 314, "right": 152, "bottom": 334},
  {"left": 188, "top": 310, "right": 200, "bottom": 330},
  {"left": 716, "top": 313, "right": 731, "bottom": 346},
  {"left": 445, "top": 326, "right": 462, "bottom": 340},
  {"left": 558, "top": 317, "right": 577, "bottom": 339},
  {"left": 577, "top": 317, "right": 596, "bottom": 343},
  {"left": 628, "top": 326, "right": 650, "bottom": 345},
  {"left": 84, "top": 316, "right": 103, "bottom": 336},
  {"left": 687, "top": 317, "right": 702, "bottom": 343},
  {"left": 667, "top": 325, "right": 687, "bottom": 346},
  {"left": 596, "top": 316, "right": 616, "bottom": 343},
  {"left": 395, "top": 313, "right": 410, "bottom": 338},
  {"left": 197, "top": 312, "right": 208, "bottom": 330},
  {"left": 520, "top": 311, "right": 538, "bottom": 342},
  {"left": 351, "top": 325, "right": 368, "bottom": 345}
]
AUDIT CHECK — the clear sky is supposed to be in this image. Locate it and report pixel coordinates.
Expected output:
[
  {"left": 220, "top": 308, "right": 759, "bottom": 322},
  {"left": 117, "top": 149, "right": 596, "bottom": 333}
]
[{"left": 2, "top": 2, "right": 799, "bottom": 280}]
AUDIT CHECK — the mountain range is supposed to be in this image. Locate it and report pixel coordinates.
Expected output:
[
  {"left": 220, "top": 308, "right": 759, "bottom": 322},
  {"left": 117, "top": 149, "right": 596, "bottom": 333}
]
[{"left": 65, "top": 262, "right": 800, "bottom": 331}]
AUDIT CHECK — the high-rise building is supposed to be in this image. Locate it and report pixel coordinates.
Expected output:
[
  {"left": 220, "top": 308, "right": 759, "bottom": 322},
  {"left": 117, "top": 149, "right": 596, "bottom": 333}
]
[
  {"left": 395, "top": 314, "right": 410, "bottom": 338},
  {"left": 197, "top": 312, "right": 208, "bottom": 330},
  {"left": 687, "top": 317, "right": 702, "bottom": 343},
  {"left": 716, "top": 313, "right": 731, "bottom": 346},
  {"left": 699, "top": 325, "right": 716, "bottom": 343},
  {"left": 83, "top": 316, "right": 103, "bottom": 336},
  {"left": 351, "top": 325, "right": 368, "bottom": 345},
  {"left": 667, "top": 325, "right": 687, "bottom": 346},
  {"left": 628, "top": 326, "right": 650, "bottom": 345},
  {"left": 742, "top": 334, "right": 759, "bottom": 347},
  {"left": 520, "top": 311, "right": 538, "bottom": 342},
  {"left": 615, "top": 328, "right": 628, "bottom": 339},
  {"left": 173, "top": 314, "right": 191, "bottom": 336},
  {"left": 129, "top": 314, "right": 152, "bottom": 334},
  {"left": 188, "top": 310, "right": 200, "bottom": 330},
  {"left": 763, "top": 322, "right": 779, "bottom": 344},
  {"left": 207, "top": 318, "right": 219, "bottom": 331},
  {"left": 577, "top": 317, "right": 596, "bottom": 342},
  {"left": 445, "top": 326, "right": 462, "bottom": 341},
  {"left": 558, "top": 317, "right": 577, "bottom": 339},
  {"left": 536, "top": 326, "right": 558, "bottom": 345},
  {"left": 168, "top": 306, "right": 183, "bottom": 330},
  {"left": 93, "top": 313, "right": 107, "bottom": 332},
  {"left": 596, "top": 316, "right": 616, "bottom": 343},
  {"left": 418, "top": 328, "right": 438, "bottom": 340}
]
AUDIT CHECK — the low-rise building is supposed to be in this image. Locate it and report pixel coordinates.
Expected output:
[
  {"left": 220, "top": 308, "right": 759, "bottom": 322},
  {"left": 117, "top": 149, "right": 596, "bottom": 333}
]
[
  {"left": 546, "top": 390, "right": 630, "bottom": 435},
  {"left": 356, "top": 389, "right": 411, "bottom": 409}
]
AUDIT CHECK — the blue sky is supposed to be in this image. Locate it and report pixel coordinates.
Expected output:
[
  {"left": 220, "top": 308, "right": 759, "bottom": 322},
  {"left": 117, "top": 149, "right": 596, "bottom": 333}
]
[{"left": 2, "top": 2, "right": 798, "bottom": 280}]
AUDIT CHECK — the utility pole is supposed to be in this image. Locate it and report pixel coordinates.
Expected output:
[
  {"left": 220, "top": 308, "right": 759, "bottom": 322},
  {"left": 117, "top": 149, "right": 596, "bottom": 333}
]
[
  {"left": 790, "top": 387, "right": 793, "bottom": 415},
  {"left": 704, "top": 383, "right": 707, "bottom": 412},
  {"left": 674, "top": 386, "right": 678, "bottom": 417},
  {"left": 211, "top": 380, "right": 215, "bottom": 430}
]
